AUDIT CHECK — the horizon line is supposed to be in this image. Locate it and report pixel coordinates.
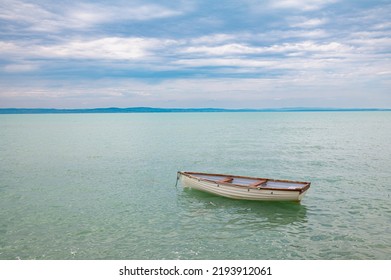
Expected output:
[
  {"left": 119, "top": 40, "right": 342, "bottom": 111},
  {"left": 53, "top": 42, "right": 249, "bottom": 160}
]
[{"left": 1, "top": 107, "right": 391, "bottom": 114}]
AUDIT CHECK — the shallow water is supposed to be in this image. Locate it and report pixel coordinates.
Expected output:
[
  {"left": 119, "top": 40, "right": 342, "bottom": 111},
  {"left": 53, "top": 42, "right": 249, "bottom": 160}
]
[{"left": 0, "top": 112, "right": 390, "bottom": 259}]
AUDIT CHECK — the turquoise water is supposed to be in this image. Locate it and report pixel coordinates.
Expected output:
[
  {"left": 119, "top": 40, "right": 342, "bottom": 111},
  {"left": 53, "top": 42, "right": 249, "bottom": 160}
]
[{"left": 0, "top": 112, "right": 390, "bottom": 259}]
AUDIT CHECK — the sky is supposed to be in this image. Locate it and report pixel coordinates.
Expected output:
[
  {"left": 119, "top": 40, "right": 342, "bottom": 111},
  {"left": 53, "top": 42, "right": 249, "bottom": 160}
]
[{"left": 0, "top": 0, "right": 390, "bottom": 108}]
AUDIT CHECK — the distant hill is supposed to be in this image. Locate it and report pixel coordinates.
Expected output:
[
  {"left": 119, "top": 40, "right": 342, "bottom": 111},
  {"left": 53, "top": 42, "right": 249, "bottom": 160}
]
[{"left": 0, "top": 107, "right": 390, "bottom": 114}]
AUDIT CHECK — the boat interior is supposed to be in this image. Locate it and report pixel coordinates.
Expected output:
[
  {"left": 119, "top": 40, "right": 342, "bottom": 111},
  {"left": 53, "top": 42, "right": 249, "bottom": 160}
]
[{"left": 189, "top": 173, "right": 307, "bottom": 190}]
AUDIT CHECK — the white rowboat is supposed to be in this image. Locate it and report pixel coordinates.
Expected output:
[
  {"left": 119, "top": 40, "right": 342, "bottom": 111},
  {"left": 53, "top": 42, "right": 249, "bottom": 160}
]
[{"left": 178, "top": 171, "right": 311, "bottom": 202}]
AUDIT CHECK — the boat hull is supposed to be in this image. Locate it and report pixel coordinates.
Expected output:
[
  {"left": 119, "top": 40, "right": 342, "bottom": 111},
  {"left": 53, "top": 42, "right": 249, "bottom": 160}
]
[{"left": 179, "top": 172, "right": 309, "bottom": 202}]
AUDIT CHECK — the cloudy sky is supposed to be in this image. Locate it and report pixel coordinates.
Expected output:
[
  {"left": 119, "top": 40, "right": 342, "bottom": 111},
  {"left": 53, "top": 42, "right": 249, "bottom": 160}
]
[{"left": 0, "top": 0, "right": 390, "bottom": 108}]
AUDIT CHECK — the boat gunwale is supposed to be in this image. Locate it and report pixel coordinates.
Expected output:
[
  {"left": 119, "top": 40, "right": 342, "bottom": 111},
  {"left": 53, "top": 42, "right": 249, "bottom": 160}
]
[{"left": 179, "top": 171, "right": 311, "bottom": 193}]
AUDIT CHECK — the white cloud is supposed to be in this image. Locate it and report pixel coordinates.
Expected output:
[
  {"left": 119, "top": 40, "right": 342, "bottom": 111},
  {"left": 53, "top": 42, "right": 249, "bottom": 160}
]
[
  {"left": 0, "top": 36, "right": 360, "bottom": 79},
  {"left": 183, "top": 43, "right": 263, "bottom": 56},
  {"left": 0, "top": 41, "right": 19, "bottom": 52},
  {"left": 0, "top": 37, "right": 178, "bottom": 61},
  {"left": 290, "top": 17, "right": 328, "bottom": 28},
  {"left": 181, "top": 41, "right": 352, "bottom": 57},
  {"left": 0, "top": 0, "right": 51, "bottom": 22},
  {"left": 348, "top": 36, "right": 391, "bottom": 53},
  {"left": 66, "top": 2, "right": 182, "bottom": 25},
  {"left": 254, "top": 29, "right": 329, "bottom": 43},
  {"left": 175, "top": 58, "right": 277, "bottom": 68},
  {"left": 372, "top": 22, "right": 391, "bottom": 30},
  {"left": 269, "top": 0, "right": 338, "bottom": 11},
  {"left": 175, "top": 56, "right": 349, "bottom": 73},
  {"left": 268, "top": 41, "right": 352, "bottom": 53},
  {"left": 38, "top": 37, "right": 161, "bottom": 60},
  {"left": 0, "top": 0, "right": 183, "bottom": 33},
  {"left": 190, "top": 34, "right": 237, "bottom": 45},
  {"left": 0, "top": 0, "right": 72, "bottom": 32},
  {"left": 3, "top": 63, "right": 39, "bottom": 72}
]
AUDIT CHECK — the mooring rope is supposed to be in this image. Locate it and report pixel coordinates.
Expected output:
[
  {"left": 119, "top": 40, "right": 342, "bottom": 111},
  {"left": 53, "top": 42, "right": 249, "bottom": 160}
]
[{"left": 175, "top": 172, "right": 180, "bottom": 190}]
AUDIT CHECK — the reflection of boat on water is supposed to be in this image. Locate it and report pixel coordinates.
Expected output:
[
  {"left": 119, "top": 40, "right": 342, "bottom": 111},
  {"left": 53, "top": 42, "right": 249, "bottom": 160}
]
[
  {"left": 178, "top": 171, "right": 311, "bottom": 202},
  {"left": 179, "top": 188, "right": 308, "bottom": 228}
]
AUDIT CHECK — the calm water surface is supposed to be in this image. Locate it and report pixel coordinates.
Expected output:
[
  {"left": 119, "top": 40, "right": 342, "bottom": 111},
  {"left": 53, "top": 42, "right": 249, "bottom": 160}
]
[{"left": 0, "top": 112, "right": 390, "bottom": 259}]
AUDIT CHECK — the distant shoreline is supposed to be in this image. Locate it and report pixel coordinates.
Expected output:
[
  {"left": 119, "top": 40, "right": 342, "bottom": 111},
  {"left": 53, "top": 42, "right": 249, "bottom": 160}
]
[{"left": 0, "top": 107, "right": 390, "bottom": 114}]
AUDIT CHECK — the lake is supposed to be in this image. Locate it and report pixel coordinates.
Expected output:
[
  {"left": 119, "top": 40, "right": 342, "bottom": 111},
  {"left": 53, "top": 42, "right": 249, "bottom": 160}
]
[{"left": 0, "top": 112, "right": 390, "bottom": 259}]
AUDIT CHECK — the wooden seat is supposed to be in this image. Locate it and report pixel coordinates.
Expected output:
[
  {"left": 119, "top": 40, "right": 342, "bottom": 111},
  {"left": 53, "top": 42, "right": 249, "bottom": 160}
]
[
  {"left": 249, "top": 179, "right": 267, "bottom": 187},
  {"left": 217, "top": 177, "right": 233, "bottom": 183}
]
